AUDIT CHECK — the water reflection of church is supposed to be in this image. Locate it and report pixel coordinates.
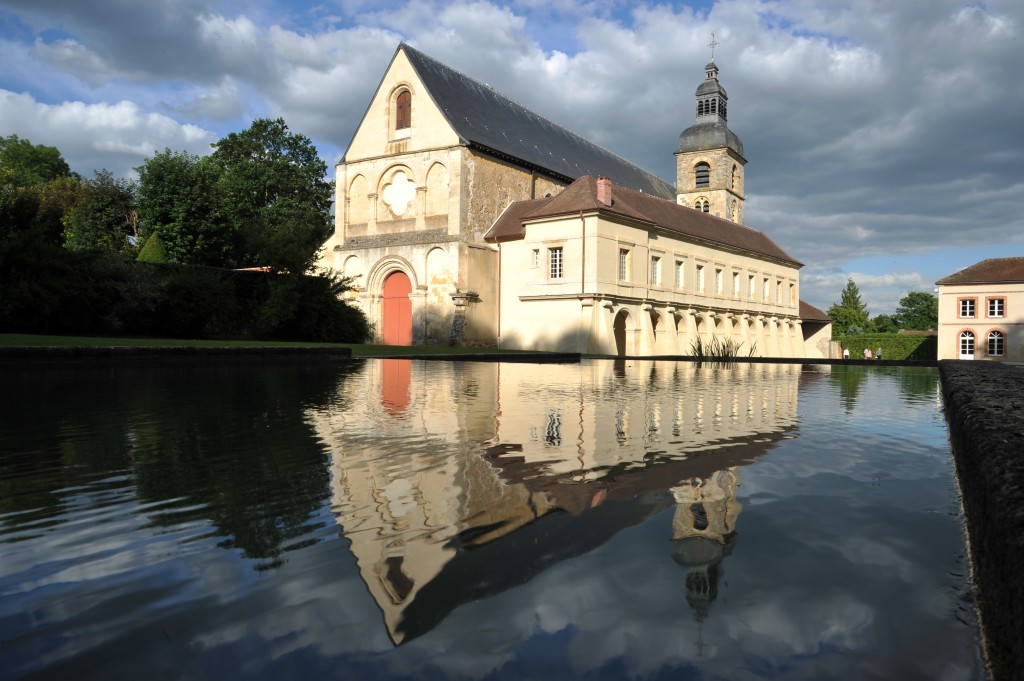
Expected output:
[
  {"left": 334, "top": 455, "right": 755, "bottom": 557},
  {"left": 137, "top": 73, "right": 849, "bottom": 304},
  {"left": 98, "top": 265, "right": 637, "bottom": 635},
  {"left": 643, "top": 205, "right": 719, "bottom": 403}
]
[{"left": 311, "top": 360, "right": 810, "bottom": 643}]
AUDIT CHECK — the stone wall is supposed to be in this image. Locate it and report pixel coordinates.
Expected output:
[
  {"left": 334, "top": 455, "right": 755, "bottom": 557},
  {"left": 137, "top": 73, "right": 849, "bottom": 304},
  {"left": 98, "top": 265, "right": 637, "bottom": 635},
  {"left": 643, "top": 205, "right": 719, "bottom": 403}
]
[{"left": 939, "top": 360, "right": 1024, "bottom": 681}]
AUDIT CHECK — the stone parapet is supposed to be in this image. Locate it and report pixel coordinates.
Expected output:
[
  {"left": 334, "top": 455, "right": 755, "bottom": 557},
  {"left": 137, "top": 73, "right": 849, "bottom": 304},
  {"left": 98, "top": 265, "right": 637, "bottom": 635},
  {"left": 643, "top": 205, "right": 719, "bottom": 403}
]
[{"left": 940, "top": 360, "right": 1024, "bottom": 681}]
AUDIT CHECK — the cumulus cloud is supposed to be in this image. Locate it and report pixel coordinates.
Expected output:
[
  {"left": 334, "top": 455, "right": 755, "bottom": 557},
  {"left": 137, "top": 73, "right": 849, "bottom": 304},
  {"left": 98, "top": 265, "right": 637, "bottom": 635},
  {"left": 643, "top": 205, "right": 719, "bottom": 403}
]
[{"left": 0, "top": 90, "right": 215, "bottom": 178}]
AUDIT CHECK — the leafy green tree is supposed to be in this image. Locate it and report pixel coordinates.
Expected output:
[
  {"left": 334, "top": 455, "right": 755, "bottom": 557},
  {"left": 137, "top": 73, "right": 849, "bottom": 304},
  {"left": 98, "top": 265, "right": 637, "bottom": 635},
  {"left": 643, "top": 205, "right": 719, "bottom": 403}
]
[
  {"left": 0, "top": 134, "right": 71, "bottom": 186},
  {"left": 211, "top": 118, "right": 332, "bottom": 273},
  {"left": 826, "top": 278, "right": 870, "bottom": 337},
  {"left": 870, "top": 313, "right": 899, "bottom": 334},
  {"left": 63, "top": 170, "right": 138, "bottom": 255},
  {"left": 894, "top": 291, "right": 938, "bottom": 331},
  {"left": 136, "top": 149, "right": 236, "bottom": 267}
]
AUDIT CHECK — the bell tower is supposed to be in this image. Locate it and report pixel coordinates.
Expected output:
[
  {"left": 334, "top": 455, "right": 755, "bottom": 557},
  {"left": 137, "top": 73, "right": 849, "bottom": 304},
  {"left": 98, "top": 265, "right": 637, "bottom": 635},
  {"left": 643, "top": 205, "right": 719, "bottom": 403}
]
[{"left": 675, "top": 36, "right": 747, "bottom": 223}]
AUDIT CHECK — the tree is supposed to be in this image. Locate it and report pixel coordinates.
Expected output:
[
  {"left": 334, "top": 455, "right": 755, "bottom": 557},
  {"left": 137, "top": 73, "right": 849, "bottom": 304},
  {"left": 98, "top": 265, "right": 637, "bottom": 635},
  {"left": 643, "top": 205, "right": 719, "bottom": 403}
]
[
  {"left": 1, "top": 137, "right": 80, "bottom": 243},
  {"left": 826, "top": 278, "right": 870, "bottom": 337},
  {"left": 63, "top": 170, "right": 138, "bottom": 255},
  {"left": 894, "top": 291, "right": 938, "bottom": 331},
  {"left": 0, "top": 134, "right": 72, "bottom": 187},
  {"left": 211, "top": 118, "right": 332, "bottom": 273},
  {"left": 136, "top": 149, "right": 236, "bottom": 267},
  {"left": 870, "top": 313, "right": 899, "bottom": 334}
]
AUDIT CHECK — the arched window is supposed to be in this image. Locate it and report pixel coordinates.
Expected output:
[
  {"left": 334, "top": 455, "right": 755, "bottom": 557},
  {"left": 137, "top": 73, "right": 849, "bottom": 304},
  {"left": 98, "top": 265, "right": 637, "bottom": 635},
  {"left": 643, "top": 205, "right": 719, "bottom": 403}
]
[
  {"left": 988, "top": 331, "right": 1005, "bottom": 356},
  {"left": 731, "top": 164, "right": 739, "bottom": 190},
  {"left": 396, "top": 90, "right": 411, "bottom": 130},
  {"left": 721, "top": 101, "right": 727, "bottom": 120},
  {"left": 710, "top": 99, "right": 717, "bottom": 114},
  {"left": 959, "top": 331, "right": 975, "bottom": 358},
  {"left": 695, "top": 162, "right": 710, "bottom": 188},
  {"left": 693, "top": 198, "right": 709, "bottom": 213},
  {"left": 697, "top": 101, "right": 704, "bottom": 116}
]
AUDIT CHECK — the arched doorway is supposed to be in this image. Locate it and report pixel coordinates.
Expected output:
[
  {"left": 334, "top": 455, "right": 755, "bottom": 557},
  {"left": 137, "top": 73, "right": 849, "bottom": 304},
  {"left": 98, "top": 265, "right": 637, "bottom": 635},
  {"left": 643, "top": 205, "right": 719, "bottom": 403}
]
[
  {"left": 614, "top": 309, "right": 634, "bottom": 356},
  {"left": 382, "top": 271, "right": 412, "bottom": 346}
]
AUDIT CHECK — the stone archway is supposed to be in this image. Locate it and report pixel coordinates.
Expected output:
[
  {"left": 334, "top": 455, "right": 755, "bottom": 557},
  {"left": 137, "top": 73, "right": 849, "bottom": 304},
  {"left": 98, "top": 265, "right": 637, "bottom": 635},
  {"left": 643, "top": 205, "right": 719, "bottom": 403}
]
[
  {"left": 613, "top": 309, "right": 635, "bottom": 357},
  {"left": 382, "top": 271, "right": 412, "bottom": 346}
]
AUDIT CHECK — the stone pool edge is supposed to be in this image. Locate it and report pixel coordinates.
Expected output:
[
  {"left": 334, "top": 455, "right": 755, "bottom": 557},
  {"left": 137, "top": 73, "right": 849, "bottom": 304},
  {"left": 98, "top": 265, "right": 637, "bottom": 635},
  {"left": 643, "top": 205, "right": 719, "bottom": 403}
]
[{"left": 939, "top": 361, "right": 1024, "bottom": 681}]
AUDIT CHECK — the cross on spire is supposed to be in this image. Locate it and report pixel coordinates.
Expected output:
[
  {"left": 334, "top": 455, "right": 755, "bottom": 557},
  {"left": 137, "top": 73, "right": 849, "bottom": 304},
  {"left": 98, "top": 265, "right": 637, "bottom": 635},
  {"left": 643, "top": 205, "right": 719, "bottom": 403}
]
[{"left": 708, "top": 32, "right": 719, "bottom": 60}]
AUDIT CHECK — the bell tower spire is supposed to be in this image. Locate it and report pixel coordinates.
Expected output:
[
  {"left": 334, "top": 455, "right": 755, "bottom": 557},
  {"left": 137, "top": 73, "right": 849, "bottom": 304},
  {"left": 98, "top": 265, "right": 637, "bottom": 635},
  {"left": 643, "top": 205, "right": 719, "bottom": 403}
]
[{"left": 675, "top": 38, "right": 747, "bottom": 223}]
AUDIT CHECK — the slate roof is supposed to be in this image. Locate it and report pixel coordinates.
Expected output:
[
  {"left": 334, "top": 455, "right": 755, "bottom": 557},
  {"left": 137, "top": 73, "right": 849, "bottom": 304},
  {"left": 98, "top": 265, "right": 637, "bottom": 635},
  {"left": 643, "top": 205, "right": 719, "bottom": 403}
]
[
  {"left": 484, "top": 176, "right": 801, "bottom": 268},
  {"left": 399, "top": 44, "right": 677, "bottom": 201},
  {"left": 935, "top": 257, "right": 1024, "bottom": 285}
]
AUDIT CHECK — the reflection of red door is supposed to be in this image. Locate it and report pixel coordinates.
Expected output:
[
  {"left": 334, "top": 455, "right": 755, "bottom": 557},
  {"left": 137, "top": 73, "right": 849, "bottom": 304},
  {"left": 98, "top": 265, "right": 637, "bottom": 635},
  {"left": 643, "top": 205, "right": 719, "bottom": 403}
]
[
  {"left": 382, "top": 359, "right": 411, "bottom": 414},
  {"left": 382, "top": 271, "right": 412, "bottom": 346}
]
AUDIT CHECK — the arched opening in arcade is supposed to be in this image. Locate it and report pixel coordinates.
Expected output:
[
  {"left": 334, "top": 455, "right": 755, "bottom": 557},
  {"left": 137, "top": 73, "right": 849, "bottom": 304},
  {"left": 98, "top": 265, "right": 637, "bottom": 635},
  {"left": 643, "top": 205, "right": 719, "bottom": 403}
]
[{"left": 614, "top": 309, "right": 636, "bottom": 357}]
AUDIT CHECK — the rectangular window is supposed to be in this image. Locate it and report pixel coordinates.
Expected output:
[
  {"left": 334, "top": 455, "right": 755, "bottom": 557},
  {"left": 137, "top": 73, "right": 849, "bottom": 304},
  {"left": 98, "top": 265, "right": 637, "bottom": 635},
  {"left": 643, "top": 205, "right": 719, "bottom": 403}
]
[
  {"left": 531, "top": 249, "right": 539, "bottom": 268},
  {"left": 748, "top": 275, "right": 756, "bottom": 299},
  {"left": 715, "top": 268, "right": 723, "bottom": 295},
  {"left": 732, "top": 272, "right": 740, "bottom": 298},
  {"left": 776, "top": 279, "right": 782, "bottom": 304},
  {"left": 763, "top": 277, "right": 770, "bottom": 302},
  {"left": 790, "top": 283, "right": 796, "bottom": 306},
  {"left": 619, "top": 249, "right": 630, "bottom": 281},
  {"left": 697, "top": 265, "right": 706, "bottom": 293},
  {"left": 549, "top": 247, "right": 563, "bottom": 279},
  {"left": 650, "top": 256, "right": 661, "bottom": 286},
  {"left": 988, "top": 298, "right": 1005, "bottom": 318},
  {"left": 959, "top": 298, "right": 976, "bottom": 318},
  {"left": 675, "top": 260, "right": 684, "bottom": 289}
]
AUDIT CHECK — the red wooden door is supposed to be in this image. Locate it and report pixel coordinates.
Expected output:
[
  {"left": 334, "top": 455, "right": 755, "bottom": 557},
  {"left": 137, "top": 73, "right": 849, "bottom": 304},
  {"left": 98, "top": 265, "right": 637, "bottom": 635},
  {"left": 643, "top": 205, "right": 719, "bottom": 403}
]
[{"left": 382, "top": 272, "right": 412, "bottom": 346}]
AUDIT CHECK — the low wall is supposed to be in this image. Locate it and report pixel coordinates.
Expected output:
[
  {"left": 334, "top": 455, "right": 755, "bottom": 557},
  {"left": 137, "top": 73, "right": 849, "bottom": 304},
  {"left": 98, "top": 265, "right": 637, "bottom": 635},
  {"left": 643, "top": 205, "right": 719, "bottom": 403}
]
[{"left": 939, "top": 361, "right": 1024, "bottom": 681}]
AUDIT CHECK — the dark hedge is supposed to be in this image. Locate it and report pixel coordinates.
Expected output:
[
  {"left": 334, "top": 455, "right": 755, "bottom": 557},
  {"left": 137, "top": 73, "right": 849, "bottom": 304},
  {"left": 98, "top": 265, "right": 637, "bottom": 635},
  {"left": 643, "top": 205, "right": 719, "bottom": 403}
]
[
  {"left": 0, "top": 238, "right": 370, "bottom": 343},
  {"left": 838, "top": 332, "right": 937, "bottom": 360}
]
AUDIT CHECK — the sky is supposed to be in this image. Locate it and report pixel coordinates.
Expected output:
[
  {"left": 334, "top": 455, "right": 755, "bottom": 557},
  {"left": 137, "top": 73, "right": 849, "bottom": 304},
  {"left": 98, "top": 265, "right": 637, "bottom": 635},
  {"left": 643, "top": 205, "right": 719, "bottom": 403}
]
[{"left": 1, "top": 0, "right": 1022, "bottom": 314}]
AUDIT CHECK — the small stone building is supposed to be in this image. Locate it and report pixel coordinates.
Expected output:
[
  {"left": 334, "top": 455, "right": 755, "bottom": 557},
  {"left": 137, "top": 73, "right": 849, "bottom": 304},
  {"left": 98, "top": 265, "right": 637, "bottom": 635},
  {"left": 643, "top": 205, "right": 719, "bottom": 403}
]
[{"left": 936, "top": 257, "right": 1024, "bottom": 361}]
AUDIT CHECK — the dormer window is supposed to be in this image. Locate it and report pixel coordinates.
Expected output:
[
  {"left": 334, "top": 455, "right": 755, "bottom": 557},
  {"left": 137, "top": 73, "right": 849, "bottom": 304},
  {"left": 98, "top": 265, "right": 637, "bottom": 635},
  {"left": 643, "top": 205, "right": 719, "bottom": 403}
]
[
  {"left": 695, "top": 162, "right": 710, "bottom": 188},
  {"left": 396, "top": 90, "right": 411, "bottom": 130}
]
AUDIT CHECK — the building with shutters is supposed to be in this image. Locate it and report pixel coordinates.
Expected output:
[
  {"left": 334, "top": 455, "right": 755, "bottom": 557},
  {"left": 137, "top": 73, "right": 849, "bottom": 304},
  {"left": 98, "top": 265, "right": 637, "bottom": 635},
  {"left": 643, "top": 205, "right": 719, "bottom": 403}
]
[{"left": 318, "top": 43, "right": 831, "bottom": 356}]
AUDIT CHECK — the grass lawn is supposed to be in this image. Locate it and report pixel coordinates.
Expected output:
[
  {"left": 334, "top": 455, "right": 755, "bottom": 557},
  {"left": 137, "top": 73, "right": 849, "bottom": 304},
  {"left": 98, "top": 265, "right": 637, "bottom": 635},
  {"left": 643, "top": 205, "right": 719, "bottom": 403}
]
[{"left": 0, "top": 333, "right": 539, "bottom": 357}]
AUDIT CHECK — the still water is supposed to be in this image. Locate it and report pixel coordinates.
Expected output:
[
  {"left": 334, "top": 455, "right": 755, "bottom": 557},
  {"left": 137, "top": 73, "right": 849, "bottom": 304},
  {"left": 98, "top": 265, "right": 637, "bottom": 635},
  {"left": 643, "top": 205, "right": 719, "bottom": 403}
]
[{"left": 0, "top": 358, "right": 980, "bottom": 680}]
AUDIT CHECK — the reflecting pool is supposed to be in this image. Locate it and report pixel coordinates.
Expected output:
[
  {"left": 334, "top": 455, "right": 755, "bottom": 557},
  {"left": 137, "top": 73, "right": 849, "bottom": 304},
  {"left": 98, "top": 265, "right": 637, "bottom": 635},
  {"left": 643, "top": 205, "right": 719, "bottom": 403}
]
[{"left": 0, "top": 359, "right": 981, "bottom": 680}]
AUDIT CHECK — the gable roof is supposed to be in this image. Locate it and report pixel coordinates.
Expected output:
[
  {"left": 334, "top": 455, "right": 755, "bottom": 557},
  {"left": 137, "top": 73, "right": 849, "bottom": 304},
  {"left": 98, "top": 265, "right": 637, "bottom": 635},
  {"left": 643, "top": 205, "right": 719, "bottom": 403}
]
[
  {"left": 485, "top": 176, "right": 801, "bottom": 267},
  {"left": 400, "top": 44, "right": 676, "bottom": 201},
  {"left": 935, "top": 257, "right": 1024, "bottom": 285}
]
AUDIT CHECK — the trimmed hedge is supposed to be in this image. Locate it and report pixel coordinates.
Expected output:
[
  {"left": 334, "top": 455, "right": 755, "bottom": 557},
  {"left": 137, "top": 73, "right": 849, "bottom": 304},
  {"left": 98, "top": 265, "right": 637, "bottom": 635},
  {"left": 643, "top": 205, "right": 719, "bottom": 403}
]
[
  {"left": 839, "top": 332, "right": 937, "bottom": 360},
  {"left": 0, "top": 239, "right": 370, "bottom": 343}
]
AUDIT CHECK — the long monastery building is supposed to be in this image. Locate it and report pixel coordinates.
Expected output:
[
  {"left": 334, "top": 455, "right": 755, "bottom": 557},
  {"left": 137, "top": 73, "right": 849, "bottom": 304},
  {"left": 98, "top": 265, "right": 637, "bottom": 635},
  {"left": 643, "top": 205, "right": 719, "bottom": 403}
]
[{"left": 318, "top": 43, "right": 831, "bottom": 357}]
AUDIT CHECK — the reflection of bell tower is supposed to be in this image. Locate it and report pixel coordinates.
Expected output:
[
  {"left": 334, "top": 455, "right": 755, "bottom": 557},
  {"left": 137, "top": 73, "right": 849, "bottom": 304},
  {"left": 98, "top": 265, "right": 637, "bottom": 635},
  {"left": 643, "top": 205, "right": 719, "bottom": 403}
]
[
  {"left": 670, "top": 468, "right": 742, "bottom": 622},
  {"left": 675, "top": 35, "right": 747, "bottom": 223}
]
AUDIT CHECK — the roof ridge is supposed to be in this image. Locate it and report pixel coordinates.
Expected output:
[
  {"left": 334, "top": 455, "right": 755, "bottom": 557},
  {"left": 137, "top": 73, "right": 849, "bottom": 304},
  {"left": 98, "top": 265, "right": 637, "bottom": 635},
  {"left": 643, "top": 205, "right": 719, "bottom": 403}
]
[{"left": 400, "top": 43, "right": 674, "bottom": 194}]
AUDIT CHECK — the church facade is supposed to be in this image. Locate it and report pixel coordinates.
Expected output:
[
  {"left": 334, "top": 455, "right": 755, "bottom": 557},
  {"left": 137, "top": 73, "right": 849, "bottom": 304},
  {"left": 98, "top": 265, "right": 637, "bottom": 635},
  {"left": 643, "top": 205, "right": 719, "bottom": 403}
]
[{"left": 318, "top": 43, "right": 831, "bottom": 357}]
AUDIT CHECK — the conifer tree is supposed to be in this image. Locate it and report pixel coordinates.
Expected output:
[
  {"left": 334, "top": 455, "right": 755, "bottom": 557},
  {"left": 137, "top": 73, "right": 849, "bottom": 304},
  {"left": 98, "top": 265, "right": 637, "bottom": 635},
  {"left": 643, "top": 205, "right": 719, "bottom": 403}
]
[{"left": 826, "top": 278, "right": 870, "bottom": 337}]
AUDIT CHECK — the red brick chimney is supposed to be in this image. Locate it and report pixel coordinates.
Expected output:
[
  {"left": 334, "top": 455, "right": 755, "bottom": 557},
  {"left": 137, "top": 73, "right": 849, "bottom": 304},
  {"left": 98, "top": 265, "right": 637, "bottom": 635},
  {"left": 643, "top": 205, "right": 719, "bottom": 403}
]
[{"left": 596, "top": 176, "right": 613, "bottom": 206}]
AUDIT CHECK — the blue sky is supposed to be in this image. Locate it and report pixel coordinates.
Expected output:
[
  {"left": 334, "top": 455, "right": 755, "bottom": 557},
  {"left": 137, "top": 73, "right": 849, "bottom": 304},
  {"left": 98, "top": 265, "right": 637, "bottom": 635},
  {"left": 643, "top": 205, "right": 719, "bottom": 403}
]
[{"left": 1, "top": 0, "right": 1021, "bottom": 314}]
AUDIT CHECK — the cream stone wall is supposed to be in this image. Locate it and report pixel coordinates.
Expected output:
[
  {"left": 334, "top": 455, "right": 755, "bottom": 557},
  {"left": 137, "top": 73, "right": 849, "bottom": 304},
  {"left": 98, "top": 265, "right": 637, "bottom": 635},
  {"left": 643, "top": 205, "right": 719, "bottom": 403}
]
[
  {"left": 937, "top": 282, "right": 1024, "bottom": 361},
  {"left": 497, "top": 212, "right": 803, "bottom": 356},
  {"left": 317, "top": 47, "right": 567, "bottom": 345}
]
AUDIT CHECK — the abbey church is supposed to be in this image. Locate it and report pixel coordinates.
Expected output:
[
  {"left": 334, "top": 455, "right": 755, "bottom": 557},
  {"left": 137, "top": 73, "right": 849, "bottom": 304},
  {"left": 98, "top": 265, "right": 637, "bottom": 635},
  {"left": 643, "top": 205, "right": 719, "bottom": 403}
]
[{"left": 318, "top": 43, "right": 831, "bottom": 357}]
